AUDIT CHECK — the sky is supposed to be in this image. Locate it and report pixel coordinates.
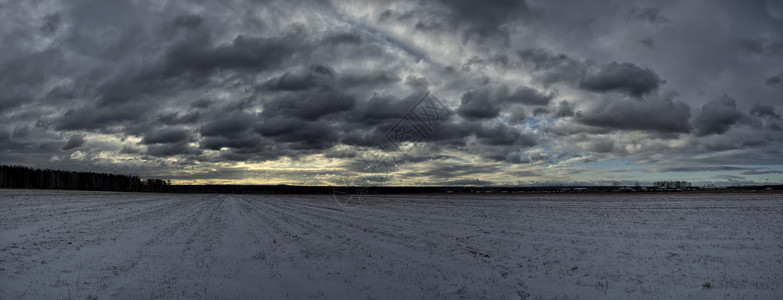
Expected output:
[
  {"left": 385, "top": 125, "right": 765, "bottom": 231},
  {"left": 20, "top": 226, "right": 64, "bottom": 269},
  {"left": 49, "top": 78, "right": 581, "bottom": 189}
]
[{"left": 1, "top": 0, "right": 782, "bottom": 186}]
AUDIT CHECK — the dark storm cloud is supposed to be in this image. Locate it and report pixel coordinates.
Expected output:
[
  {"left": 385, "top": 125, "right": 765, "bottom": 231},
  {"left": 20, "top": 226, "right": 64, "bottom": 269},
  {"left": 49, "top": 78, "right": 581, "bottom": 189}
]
[
  {"left": 457, "top": 88, "right": 501, "bottom": 119},
  {"left": 0, "top": 48, "right": 65, "bottom": 112},
  {"left": 157, "top": 112, "right": 200, "bottom": 125},
  {"left": 694, "top": 95, "right": 749, "bottom": 136},
  {"left": 257, "top": 117, "right": 339, "bottom": 150},
  {"left": 579, "top": 62, "right": 663, "bottom": 98},
  {"left": 322, "top": 32, "right": 364, "bottom": 45},
  {"left": 259, "top": 66, "right": 357, "bottom": 121},
  {"left": 576, "top": 95, "right": 691, "bottom": 133},
  {"left": 457, "top": 85, "right": 553, "bottom": 119},
  {"left": 517, "top": 48, "right": 586, "bottom": 86},
  {"left": 61, "top": 134, "right": 85, "bottom": 150},
  {"left": 506, "top": 86, "right": 553, "bottom": 106},
  {"left": 159, "top": 32, "right": 308, "bottom": 79},
  {"left": 261, "top": 90, "right": 356, "bottom": 121},
  {"left": 84, "top": 20, "right": 313, "bottom": 122},
  {"left": 750, "top": 103, "right": 781, "bottom": 119},
  {"left": 255, "top": 116, "right": 306, "bottom": 138},
  {"left": 191, "top": 99, "right": 212, "bottom": 109},
  {"left": 342, "top": 94, "right": 414, "bottom": 127},
  {"left": 45, "top": 12, "right": 314, "bottom": 137},
  {"left": 340, "top": 70, "right": 401, "bottom": 89},
  {"left": 431, "top": 0, "right": 532, "bottom": 44},
  {"left": 261, "top": 65, "right": 337, "bottom": 92},
  {"left": 766, "top": 73, "right": 783, "bottom": 86},
  {"left": 56, "top": 103, "right": 147, "bottom": 131},
  {"left": 474, "top": 121, "right": 537, "bottom": 147},
  {"left": 140, "top": 127, "right": 191, "bottom": 145},
  {"left": 146, "top": 142, "right": 202, "bottom": 157},
  {"left": 554, "top": 100, "right": 575, "bottom": 118},
  {"left": 199, "top": 112, "right": 256, "bottom": 139}
]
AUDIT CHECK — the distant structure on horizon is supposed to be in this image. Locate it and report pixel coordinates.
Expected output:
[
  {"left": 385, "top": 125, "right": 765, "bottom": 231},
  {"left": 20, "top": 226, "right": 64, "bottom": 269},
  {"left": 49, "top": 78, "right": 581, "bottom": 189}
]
[{"left": 653, "top": 181, "right": 692, "bottom": 190}]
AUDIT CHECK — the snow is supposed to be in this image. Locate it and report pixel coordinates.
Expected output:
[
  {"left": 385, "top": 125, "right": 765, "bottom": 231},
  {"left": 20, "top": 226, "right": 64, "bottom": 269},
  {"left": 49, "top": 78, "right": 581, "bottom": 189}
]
[{"left": 1, "top": 190, "right": 781, "bottom": 299}]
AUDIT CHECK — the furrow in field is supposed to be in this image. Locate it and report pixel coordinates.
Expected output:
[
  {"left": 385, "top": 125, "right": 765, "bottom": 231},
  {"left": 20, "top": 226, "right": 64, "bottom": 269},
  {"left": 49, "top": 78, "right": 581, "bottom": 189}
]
[
  {"left": 0, "top": 193, "right": 212, "bottom": 299},
  {"left": 245, "top": 195, "right": 530, "bottom": 298}
]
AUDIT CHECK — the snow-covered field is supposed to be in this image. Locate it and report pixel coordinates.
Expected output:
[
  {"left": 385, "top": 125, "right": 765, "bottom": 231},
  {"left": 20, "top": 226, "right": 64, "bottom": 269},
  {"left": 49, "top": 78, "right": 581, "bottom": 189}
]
[{"left": 1, "top": 190, "right": 781, "bottom": 299}]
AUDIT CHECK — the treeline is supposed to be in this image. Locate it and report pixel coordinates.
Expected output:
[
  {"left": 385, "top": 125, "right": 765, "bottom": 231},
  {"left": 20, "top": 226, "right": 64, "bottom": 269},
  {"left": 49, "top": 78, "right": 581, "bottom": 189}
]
[
  {"left": 0, "top": 165, "right": 169, "bottom": 192},
  {"left": 2, "top": 165, "right": 779, "bottom": 194}
]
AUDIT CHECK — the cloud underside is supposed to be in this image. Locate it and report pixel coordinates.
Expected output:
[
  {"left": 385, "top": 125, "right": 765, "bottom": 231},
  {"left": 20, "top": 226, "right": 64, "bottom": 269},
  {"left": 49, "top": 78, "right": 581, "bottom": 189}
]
[{"left": 0, "top": 0, "right": 781, "bottom": 185}]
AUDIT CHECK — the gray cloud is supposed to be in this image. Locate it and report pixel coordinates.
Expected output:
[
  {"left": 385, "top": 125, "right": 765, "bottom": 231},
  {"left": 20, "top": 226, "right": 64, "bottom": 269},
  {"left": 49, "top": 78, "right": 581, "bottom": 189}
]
[
  {"left": 0, "top": 48, "right": 65, "bottom": 112},
  {"left": 640, "top": 37, "right": 655, "bottom": 49},
  {"left": 518, "top": 48, "right": 586, "bottom": 87},
  {"left": 577, "top": 95, "right": 691, "bottom": 133},
  {"left": 738, "top": 38, "right": 783, "bottom": 55},
  {"left": 766, "top": 73, "right": 783, "bottom": 86},
  {"left": 554, "top": 100, "right": 575, "bottom": 118},
  {"left": 750, "top": 103, "right": 781, "bottom": 119},
  {"left": 457, "top": 85, "right": 553, "bottom": 120},
  {"left": 262, "top": 90, "right": 356, "bottom": 121},
  {"left": 627, "top": 7, "right": 669, "bottom": 25},
  {"left": 457, "top": 88, "right": 501, "bottom": 119},
  {"left": 506, "top": 86, "right": 553, "bottom": 105},
  {"left": 146, "top": 142, "right": 202, "bottom": 157},
  {"left": 159, "top": 32, "right": 308, "bottom": 80},
  {"left": 579, "top": 62, "right": 663, "bottom": 98},
  {"left": 694, "top": 95, "right": 749, "bottom": 136},
  {"left": 402, "top": 161, "right": 502, "bottom": 180},
  {"left": 430, "top": 0, "right": 532, "bottom": 44},
  {"left": 658, "top": 165, "right": 745, "bottom": 173},
  {"left": 262, "top": 65, "right": 337, "bottom": 92},
  {"left": 140, "top": 127, "right": 191, "bottom": 145},
  {"left": 62, "top": 134, "right": 85, "bottom": 150},
  {"left": 56, "top": 103, "right": 147, "bottom": 132},
  {"left": 200, "top": 112, "right": 256, "bottom": 140},
  {"left": 158, "top": 112, "right": 200, "bottom": 125},
  {"left": 741, "top": 169, "right": 782, "bottom": 175},
  {"left": 518, "top": 49, "right": 664, "bottom": 99}
]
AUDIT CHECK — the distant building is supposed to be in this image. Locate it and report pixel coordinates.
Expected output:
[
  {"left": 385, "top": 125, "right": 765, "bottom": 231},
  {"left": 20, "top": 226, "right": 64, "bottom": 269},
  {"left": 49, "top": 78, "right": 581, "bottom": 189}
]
[{"left": 653, "top": 181, "right": 692, "bottom": 190}]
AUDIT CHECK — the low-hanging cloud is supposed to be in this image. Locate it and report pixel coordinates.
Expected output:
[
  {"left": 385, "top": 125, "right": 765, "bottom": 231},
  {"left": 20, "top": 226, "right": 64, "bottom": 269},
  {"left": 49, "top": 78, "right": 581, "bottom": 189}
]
[
  {"left": 579, "top": 62, "right": 663, "bottom": 98},
  {"left": 694, "top": 95, "right": 749, "bottom": 136}
]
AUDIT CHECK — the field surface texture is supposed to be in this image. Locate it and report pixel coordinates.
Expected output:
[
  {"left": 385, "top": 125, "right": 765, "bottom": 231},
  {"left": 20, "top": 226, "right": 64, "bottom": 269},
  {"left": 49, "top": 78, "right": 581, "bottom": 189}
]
[{"left": 1, "top": 190, "right": 781, "bottom": 299}]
